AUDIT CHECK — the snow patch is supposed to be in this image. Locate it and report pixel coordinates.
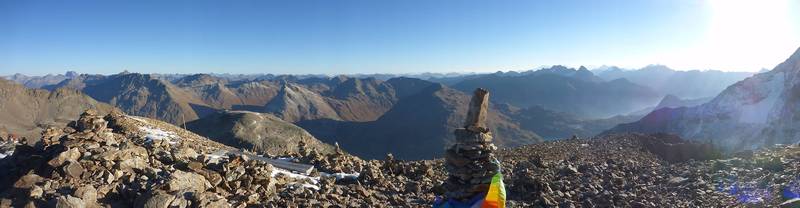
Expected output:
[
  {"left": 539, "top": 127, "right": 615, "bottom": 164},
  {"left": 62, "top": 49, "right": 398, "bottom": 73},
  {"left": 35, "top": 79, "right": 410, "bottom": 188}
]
[
  {"left": 207, "top": 152, "right": 330, "bottom": 191},
  {"left": 738, "top": 72, "right": 784, "bottom": 124},
  {"left": 271, "top": 168, "right": 320, "bottom": 190},
  {"left": 272, "top": 168, "right": 320, "bottom": 182},
  {"left": 140, "top": 126, "right": 179, "bottom": 144},
  {"left": 321, "top": 172, "right": 360, "bottom": 180}
]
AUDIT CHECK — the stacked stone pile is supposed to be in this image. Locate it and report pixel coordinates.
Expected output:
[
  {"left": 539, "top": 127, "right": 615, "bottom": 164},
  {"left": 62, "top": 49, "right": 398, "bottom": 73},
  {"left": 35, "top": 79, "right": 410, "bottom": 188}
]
[{"left": 440, "top": 88, "right": 502, "bottom": 201}]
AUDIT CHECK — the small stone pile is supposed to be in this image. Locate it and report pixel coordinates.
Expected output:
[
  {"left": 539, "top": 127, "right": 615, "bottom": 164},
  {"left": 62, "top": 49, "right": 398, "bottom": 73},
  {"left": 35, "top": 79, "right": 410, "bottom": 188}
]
[{"left": 440, "top": 88, "right": 502, "bottom": 201}]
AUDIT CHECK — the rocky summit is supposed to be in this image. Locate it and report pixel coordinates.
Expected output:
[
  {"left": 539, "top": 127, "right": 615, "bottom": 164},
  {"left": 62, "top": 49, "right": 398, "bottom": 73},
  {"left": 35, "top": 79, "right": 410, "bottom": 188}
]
[
  {"left": 0, "top": 109, "right": 442, "bottom": 207},
  {"left": 1, "top": 108, "right": 799, "bottom": 207}
]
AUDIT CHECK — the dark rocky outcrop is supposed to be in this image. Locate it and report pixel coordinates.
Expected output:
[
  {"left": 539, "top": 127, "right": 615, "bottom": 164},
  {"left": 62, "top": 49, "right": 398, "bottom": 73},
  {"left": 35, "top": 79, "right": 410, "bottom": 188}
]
[{"left": 634, "top": 133, "right": 721, "bottom": 163}]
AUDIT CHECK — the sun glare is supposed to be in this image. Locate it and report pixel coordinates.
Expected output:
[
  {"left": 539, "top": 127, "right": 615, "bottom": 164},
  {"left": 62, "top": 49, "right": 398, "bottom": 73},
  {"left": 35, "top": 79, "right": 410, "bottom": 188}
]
[{"left": 695, "top": 0, "right": 799, "bottom": 71}]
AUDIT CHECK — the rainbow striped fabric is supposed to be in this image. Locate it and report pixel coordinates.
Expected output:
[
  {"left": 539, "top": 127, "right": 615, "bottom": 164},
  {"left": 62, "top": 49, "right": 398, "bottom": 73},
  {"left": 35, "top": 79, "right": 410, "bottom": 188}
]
[
  {"left": 480, "top": 172, "right": 507, "bottom": 208},
  {"left": 433, "top": 172, "right": 507, "bottom": 208}
]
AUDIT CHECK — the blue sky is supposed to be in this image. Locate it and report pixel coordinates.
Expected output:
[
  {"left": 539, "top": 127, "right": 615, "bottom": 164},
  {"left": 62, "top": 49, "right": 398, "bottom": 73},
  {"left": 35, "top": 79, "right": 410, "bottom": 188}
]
[{"left": 1, "top": 0, "right": 799, "bottom": 75}]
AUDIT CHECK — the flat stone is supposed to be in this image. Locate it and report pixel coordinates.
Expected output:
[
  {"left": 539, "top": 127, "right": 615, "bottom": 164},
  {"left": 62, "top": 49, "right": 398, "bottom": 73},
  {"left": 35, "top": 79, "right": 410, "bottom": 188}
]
[
  {"left": 117, "top": 157, "right": 148, "bottom": 171},
  {"left": 74, "top": 185, "right": 97, "bottom": 204},
  {"left": 63, "top": 161, "right": 85, "bottom": 178},
  {"left": 14, "top": 173, "right": 44, "bottom": 189},
  {"left": 54, "top": 195, "right": 85, "bottom": 208},
  {"left": 134, "top": 190, "right": 176, "bottom": 208},
  {"left": 29, "top": 185, "right": 43, "bottom": 198},
  {"left": 167, "top": 170, "right": 211, "bottom": 193},
  {"left": 48, "top": 148, "right": 81, "bottom": 167}
]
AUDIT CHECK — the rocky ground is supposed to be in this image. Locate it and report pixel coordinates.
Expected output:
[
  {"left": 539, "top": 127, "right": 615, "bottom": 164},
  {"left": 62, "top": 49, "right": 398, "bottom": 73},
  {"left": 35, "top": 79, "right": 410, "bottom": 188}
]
[
  {"left": 498, "top": 135, "right": 799, "bottom": 207},
  {"left": 0, "top": 110, "right": 798, "bottom": 207}
]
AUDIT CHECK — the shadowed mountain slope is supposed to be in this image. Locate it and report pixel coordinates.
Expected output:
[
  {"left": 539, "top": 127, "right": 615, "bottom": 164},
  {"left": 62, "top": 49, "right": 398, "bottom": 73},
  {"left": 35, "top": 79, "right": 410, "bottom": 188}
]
[
  {"left": 453, "top": 66, "right": 661, "bottom": 118},
  {"left": 298, "top": 84, "right": 543, "bottom": 160},
  {"left": 497, "top": 104, "right": 640, "bottom": 140}
]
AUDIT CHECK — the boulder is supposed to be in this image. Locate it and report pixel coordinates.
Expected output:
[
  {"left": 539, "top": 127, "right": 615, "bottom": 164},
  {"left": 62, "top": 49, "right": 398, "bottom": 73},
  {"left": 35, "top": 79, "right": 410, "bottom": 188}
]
[
  {"left": 74, "top": 185, "right": 98, "bottom": 205},
  {"left": 13, "top": 173, "right": 44, "bottom": 189},
  {"left": 29, "top": 186, "right": 44, "bottom": 198},
  {"left": 48, "top": 148, "right": 81, "bottom": 167},
  {"left": 63, "top": 161, "right": 85, "bottom": 178},
  {"left": 167, "top": 170, "right": 211, "bottom": 193},
  {"left": 54, "top": 195, "right": 85, "bottom": 208},
  {"left": 134, "top": 190, "right": 177, "bottom": 208}
]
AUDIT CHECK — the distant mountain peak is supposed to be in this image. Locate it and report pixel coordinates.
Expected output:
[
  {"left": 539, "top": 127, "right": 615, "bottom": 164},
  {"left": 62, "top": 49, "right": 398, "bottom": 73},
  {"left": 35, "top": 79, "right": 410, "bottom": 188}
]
[
  {"left": 641, "top": 64, "right": 673, "bottom": 72},
  {"left": 65, "top": 71, "right": 79, "bottom": 78},
  {"left": 174, "top": 73, "right": 225, "bottom": 87},
  {"left": 777, "top": 46, "right": 800, "bottom": 73},
  {"left": 659, "top": 94, "right": 681, "bottom": 104},
  {"left": 789, "top": 46, "right": 800, "bottom": 61}
]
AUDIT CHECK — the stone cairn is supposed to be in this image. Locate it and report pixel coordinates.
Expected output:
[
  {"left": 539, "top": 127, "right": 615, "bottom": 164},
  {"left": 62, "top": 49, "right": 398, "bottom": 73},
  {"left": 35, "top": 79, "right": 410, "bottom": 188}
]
[{"left": 442, "top": 88, "right": 501, "bottom": 201}]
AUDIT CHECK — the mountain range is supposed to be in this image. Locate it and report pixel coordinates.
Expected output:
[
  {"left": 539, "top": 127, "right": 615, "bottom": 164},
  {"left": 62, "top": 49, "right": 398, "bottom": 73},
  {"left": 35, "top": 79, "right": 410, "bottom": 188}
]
[
  {"left": 48, "top": 73, "right": 209, "bottom": 125},
  {"left": 452, "top": 65, "right": 662, "bottom": 118},
  {"left": 2, "top": 56, "right": 784, "bottom": 158},
  {"left": 607, "top": 47, "right": 800, "bottom": 151},
  {"left": 594, "top": 65, "right": 754, "bottom": 99},
  {"left": 33, "top": 73, "right": 543, "bottom": 159},
  {"left": 2, "top": 71, "right": 78, "bottom": 89}
]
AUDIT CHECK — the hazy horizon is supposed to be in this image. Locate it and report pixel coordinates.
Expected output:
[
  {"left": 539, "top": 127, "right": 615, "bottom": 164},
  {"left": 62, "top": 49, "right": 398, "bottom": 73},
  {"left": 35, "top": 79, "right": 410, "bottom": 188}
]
[
  {"left": 2, "top": 0, "right": 799, "bottom": 75},
  {"left": 1, "top": 64, "right": 762, "bottom": 77}
]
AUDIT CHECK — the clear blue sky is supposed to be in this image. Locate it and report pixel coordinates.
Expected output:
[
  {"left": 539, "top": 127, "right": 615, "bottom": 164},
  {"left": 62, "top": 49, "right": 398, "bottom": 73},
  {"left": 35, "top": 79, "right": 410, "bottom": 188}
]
[{"left": 1, "top": 0, "right": 799, "bottom": 75}]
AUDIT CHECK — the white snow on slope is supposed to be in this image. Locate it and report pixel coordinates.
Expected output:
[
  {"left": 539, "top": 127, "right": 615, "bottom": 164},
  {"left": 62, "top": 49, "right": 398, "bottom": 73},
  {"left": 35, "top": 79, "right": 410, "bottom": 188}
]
[
  {"left": 140, "top": 126, "right": 179, "bottom": 144},
  {"left": 738, "top": 72, "right": 784, "bottom": 124},
  {"left": 321, "top": 172, "right": 361, "bottom": 180},
  {"left": 271, "top": 168, "right": 321, "bottom": 190}
]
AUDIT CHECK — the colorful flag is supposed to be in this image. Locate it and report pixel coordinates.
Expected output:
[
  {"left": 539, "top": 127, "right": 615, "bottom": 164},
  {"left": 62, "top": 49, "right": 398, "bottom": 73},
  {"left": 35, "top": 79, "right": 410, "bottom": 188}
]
[
  {"left": 480, "top": 172, "right": 506, "bottom": 208},
  {"left": 433, "top": 172, "right": 506, "bottom": 208}
]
